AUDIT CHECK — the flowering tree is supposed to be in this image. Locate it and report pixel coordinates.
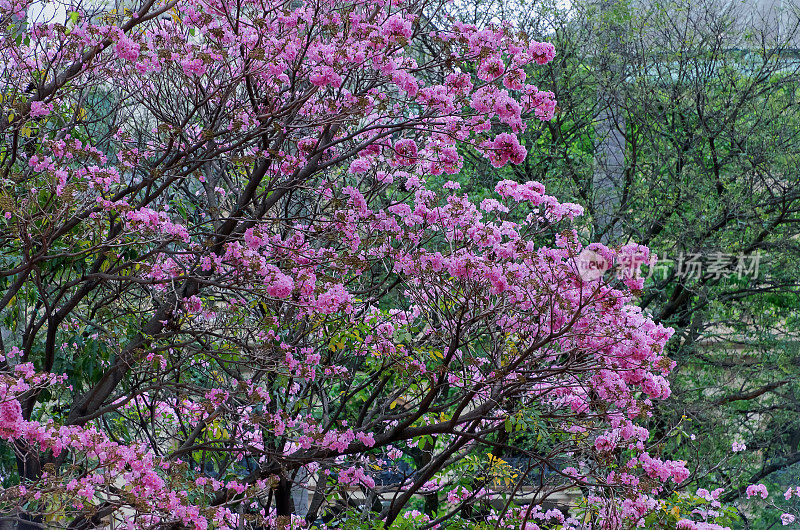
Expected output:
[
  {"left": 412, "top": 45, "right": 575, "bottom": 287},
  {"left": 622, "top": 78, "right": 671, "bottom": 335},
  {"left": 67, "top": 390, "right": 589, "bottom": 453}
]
[{"left": 0, "top": 0, "right": 765, "bottom": 528}]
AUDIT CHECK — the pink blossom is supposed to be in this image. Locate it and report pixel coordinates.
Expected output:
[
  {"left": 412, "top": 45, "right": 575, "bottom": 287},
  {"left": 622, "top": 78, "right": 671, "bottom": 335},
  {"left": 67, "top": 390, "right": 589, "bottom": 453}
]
[
  {"left": 356, "top": 431, "right": 375, "bottom": 447},
  {"left": 115, "top": 36, "right": 140, "bottom": 61},
  {"left": 393, "top": 138, "right": 419, "bottom": 166},
  {"left": 30, "top": 101, "right": 52, "bottom": 118},
  {"left": 477, "top": 54, "right": 504, "bottom": 81},
  {"left": 382, "top": 14, "right": 413, "bottom": 40},
  {"left": 0, "top": 399, "right": 23, "bottom": 435},
  {"left": 483, "top": 133, "right": 527, "bottom": 167},
  {"left": 181, "top": 58, "right": 207, "bottom": 77},
  {"left": 266, "top": 273, "right": 294, "bottom": 299},
  {"left": 310, "top": 66, "right": 343, "bottom": 88},
  {"left": 746, "top": 484, "right": 768, "bottom": 499},
  {"left": 349, "top": 158, "right": 371, "bottom": 174}
]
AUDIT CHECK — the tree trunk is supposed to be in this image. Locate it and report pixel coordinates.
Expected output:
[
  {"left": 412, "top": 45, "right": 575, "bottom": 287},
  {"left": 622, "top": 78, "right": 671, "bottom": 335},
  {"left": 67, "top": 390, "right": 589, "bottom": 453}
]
[{"left": 275, "top": 475, "right": 293, "bottom": 530}]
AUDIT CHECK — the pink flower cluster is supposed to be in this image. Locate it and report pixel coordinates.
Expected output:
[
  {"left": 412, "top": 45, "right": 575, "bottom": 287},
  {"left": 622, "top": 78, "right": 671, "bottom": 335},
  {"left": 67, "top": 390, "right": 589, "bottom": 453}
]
[
  {"left": 338, "top": 466, "right": 375, "bottom": 489},
  {"left": 115, "top": 35, "right": 140, "bottom": 61},
  {"left": 482, "top": 133, "right": 527, "bottom": 167},
  {"left": 746, "top": 483, "right": 769, "bottom": 499},
  {"left": 30, "top": 100, "right": 53, "bottom": 117},
  {"left": 125, "top": 207, "right": 190, "bottom": 243}
]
